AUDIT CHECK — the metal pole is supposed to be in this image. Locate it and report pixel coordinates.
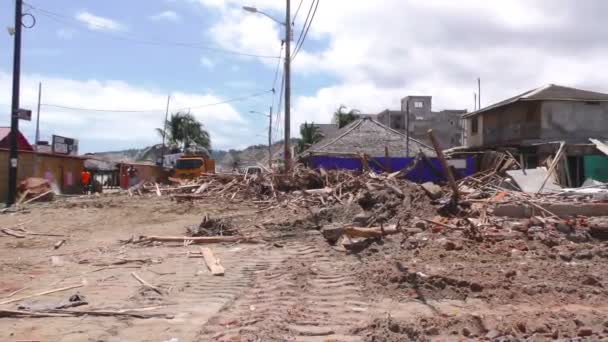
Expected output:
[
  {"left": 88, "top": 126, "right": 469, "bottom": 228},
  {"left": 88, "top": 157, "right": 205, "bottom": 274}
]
[
  {"left": 477, "top": 77, "right": 481, "bottom": 109},
  {"left": 283, "top": 0, "right": 291, "bottom": 171},
  {"left": 268, "top": 106, "right": 273, "bottom": 169},
  {"left": 7, "top": 0, "right": 23, "bottom": 207},
  {"left": 35, "top": 81, "right": 41, "bottom": 145},
  {"left": 405, "top": 101, "right": 410, "bottom": 157},
  {"left": 474, "top": 93, "right": 477, "bottom": 111},
  {"left": 161, "top": 94, "right": 171, "bottom": 166}
]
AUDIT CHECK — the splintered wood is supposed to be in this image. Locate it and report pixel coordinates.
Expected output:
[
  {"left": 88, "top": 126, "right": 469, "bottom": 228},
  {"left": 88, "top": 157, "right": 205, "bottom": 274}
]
[{"left": 200, "top": 247, "right": 225, "bottom": 276}]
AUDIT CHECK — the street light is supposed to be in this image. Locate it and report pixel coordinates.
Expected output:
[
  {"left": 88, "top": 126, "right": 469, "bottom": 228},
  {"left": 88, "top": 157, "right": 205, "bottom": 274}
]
[
  {"left": 243, "top": 2, "right": 291, "bottom": 172},
  {"left": 242, "top": 6, "right": 286, "bottom": 26}
]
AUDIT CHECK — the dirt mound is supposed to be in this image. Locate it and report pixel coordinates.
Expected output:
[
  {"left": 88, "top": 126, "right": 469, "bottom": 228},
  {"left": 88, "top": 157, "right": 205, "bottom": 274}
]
[{"left": 187, "top": 214, "right": 238, "bottom": 236}]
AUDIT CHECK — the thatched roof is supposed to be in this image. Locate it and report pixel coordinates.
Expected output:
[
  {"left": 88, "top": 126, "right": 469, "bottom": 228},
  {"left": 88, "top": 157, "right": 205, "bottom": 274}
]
[{"left": 304, "top": 118, "right": 436, "bottom": 158}]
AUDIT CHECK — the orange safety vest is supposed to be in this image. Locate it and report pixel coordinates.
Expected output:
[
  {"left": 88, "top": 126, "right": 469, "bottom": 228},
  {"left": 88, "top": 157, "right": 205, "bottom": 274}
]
[{"left": 81, "top": 171, "right": 91, "bottom": 185}]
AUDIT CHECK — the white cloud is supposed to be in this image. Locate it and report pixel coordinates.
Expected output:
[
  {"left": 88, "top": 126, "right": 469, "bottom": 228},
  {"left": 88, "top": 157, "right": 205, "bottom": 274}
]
[
  {"left": 0, "top": 71, "right": 251, "bottom": 152},
  {"left": 198, "top": 0, "right": 608, "bottom": 138},
  {"left": 200, "top": 56, "right": 215, "bottom": 69},
  {"left": 75, "top": 11, "right": 126, "bottom": 32},
  {"left": 148, "top": 10, "right": 181, "bottom": 22}
]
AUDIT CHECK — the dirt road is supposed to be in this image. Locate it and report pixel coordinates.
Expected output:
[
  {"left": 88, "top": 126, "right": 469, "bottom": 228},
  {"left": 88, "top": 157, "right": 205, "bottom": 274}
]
[{"left": 1, "top": 194, "right": 608, "bottom": 341}]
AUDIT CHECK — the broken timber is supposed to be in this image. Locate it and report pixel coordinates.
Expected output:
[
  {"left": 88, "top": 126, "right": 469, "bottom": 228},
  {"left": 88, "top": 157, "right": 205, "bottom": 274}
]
[
  {"left": 343, "top": 225, "right": 399, "bottom": 238},
  {"left": 139, "top": 235, "right": 259, "bottom": 244},
  {"left": 200, "top": 247, "right": 225, "bottom": 276}
]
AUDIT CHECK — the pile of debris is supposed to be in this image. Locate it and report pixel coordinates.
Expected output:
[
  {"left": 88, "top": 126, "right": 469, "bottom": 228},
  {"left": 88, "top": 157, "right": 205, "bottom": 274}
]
[{"left": 186, "top": 214, "right": 238, "bottom": 237}]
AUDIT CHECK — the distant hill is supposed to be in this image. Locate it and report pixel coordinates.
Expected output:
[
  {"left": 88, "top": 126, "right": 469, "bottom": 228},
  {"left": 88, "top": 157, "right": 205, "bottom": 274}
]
[{"left": 91, "top": 139, "right": 300, "bottom": 171}]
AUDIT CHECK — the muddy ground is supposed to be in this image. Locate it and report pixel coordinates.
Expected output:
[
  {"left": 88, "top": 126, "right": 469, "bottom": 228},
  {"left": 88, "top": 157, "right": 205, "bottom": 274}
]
[{"left": 1, "top": 192, "right": 608, "bottom": 341}]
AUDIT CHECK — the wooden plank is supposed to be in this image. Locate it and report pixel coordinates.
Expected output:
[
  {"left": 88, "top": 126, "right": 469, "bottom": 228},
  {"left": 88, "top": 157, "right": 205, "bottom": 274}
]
[
  {"left": 200, "top": 247, "right": 225, "bottom": 276},
  {"left": 140, "top": 235, "right": 258, "bottom": 244},
  {"left": 537, "top": 141, "right": 566, "bottom": 194},
  {"left": 0, "top": 283, "right": 84, "bottom": 306},
  {"left": 154, "top": 183, "right": 162, "bottom": 197},
  {"left": 343, "top": 225, "right": 399, "bottom": 238},
  {"left": 590, "top": 138, "right": 608, "bottom": 156},
  {"left": 427, "top": 129, "right": 460, "bottom": 201}
]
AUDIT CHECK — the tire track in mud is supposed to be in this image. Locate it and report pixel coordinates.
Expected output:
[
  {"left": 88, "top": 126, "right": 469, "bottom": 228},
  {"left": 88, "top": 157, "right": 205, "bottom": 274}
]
[{"left": 197, "top": 233, "right": 372, "bottom": 341}]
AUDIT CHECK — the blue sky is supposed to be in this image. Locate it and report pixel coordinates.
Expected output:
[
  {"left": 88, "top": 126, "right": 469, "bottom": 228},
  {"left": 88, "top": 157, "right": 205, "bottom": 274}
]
[
  {"left": 2, "top": 0, "right": 608, "bottom": 152},
  {"left": 0, "top": 0, "right": 333, "bottom": 152}
]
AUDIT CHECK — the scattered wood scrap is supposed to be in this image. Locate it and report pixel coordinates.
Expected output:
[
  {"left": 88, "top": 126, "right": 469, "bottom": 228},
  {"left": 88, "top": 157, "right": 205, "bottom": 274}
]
[
  {"left": 200, "top": 247, "right": 225, "bottom": 276},
  {"left": 54, "top": 239, "right": 66, "bottom": 250},
  {"left": 138, "top": 235, "right": 259, "bottom": 244},
  {"left": 0, "top": 283, "right": 85, "bottom": 306},
  {"left": 131, "top": 272, "right": 164, "bottom": 295},
  {"left": 1, "top": 228, "right": 25, "bottom": 238},
  {"left": 0, "top": 308, "right": 171, "bottom": 319},
  {"left": 343, "top": 225, "right": 400, "bottom": 238}
]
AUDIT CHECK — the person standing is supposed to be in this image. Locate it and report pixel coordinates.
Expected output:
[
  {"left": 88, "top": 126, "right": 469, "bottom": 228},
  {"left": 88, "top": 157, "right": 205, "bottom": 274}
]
[{"left": 81, "top": 170, "right": 91, "bottom": 194}]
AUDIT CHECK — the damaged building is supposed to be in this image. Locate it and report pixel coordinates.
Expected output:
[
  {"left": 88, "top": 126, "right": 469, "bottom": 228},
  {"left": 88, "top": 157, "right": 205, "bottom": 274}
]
[{"left": 458, "top": 84, "right": 608, "bottom": 187}]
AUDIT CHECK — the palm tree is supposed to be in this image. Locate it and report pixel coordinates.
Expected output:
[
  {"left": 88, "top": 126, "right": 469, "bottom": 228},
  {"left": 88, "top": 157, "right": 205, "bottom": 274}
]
[
  {"left": 156, "top": 112, "right": 211, "bottom": 151},
  {"left": 332, "top": 105, "right": 360, "bottom": 128},
  {"left": 298, "top": 122, "right": 324, "bottom": 152}
]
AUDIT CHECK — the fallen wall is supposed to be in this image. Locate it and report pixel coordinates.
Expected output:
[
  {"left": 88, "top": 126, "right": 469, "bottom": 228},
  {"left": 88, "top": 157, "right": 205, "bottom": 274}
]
[{"left": 494, "top": 202, "right": 608, "bottom": 218}]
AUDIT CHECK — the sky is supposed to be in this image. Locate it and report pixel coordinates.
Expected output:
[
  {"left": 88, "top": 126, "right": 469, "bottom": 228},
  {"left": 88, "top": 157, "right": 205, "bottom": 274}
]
[{"left": 1, "top": 0, "right": 608, "bottom": 153}]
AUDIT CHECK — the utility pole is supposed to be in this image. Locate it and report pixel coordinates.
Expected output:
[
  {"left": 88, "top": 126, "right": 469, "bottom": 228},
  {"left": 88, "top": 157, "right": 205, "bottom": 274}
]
[
  {"left": 474, "top": 93, "right": 477, "bottom": 111},
  {"left": 161, "top": 94, "right": 171, "bottom": 166},
  {"left": 35, "top": 82, "right": 41, "bottom": 145},
  {"left": 268, "top": 106, "right": 273, "bottom": 169},
  {"left": 405, "top": 101, "right": 410, "bottom": 157},
  {"left": 7, "top": 0, "right": 23, "bottom": 207},
  {"left": 477, "top": 77, "right": 481, "bottom": 110},
  {"left": 283, "top": 0, "right": 291, "bottom": 171}
]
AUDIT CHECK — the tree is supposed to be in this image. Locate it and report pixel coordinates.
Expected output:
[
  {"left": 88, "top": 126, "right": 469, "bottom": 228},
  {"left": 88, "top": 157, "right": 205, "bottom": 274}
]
[
  {"left": 298, "top": 122, "right": 324, "bottom": 152},
  {"left": 332, "top": 105, "right": 360, "bottom": 128},
  {"left": 156, "top": 111, "right": 211, "bottom": 151}
]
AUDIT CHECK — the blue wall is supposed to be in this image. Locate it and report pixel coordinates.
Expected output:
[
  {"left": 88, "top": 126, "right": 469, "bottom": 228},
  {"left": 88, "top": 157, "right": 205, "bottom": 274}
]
[{"left": 308, "top": 156, "right": 475, "bottom": 183}]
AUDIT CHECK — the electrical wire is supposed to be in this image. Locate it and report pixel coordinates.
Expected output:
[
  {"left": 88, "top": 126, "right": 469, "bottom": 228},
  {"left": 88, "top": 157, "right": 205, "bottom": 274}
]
[
  {"left": 292, "top": 0, "right": 319, "bottom": 60},
  {"left": 272, "top": 42, "right": 285, "bottom": 92},
  {"left": 293, "top": 0, "right": 315, "bottom": 56},
  {"left": 24, "top": 1, "right": 280, "bottom": 59},
  {"left": 292, "top": 0, "right": 304, "bottom": 25},
  {"left": 41, "top": 90, "right": 272, "bottom": 113}
]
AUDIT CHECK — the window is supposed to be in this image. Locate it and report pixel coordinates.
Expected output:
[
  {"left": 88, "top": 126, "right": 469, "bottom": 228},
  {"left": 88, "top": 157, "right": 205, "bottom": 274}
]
[
  {"left": 414, "top": 101, "right": 424, "bottom": 108},
  {"left": 176, "top": 159, "right": 203, "bottom": 170},
  {"left": 471, "top": 117, "right": 479, "bottom": 134}
]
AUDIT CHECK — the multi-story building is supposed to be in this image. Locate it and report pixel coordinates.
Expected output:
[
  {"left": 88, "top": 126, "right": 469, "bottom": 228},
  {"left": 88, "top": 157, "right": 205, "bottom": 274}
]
[{"left": 370, "top": 96, "right": 467, "bottom": 149}]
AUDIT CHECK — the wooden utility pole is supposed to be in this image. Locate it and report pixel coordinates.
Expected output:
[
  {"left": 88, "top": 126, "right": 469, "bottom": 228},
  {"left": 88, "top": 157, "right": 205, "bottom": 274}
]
[
  {"left": 35, "top": 82, "right": 41, "bottom": 145},
  {"left": 428, "top": 129, "right": 460, "bottom": 201},
  {"left": 7, "top": 0, "right": 23, "bottom": 206},
  {"left": 268, "top": 106, "right": 272, "bottom": 168},
  {"left": 283, "top": 0, "right": 291, "bottom": 171}
]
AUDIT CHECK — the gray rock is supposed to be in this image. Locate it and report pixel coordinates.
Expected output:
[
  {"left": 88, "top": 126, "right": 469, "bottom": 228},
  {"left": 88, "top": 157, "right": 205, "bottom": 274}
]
[
  {"left": 574, "top": 250, "right": 594, "bottom": 260},
  {"left": 352, "top": 213, "right": 372, "bottom": 227},
  {"left": 321, "top": 224, "right": 343, "bottom": 244},
  {"left": 556, "top": 222, "right": 574, "bottom": 234},
  {"left": 414, "top": 220, "right": 427, "bottom": 230},
  {"left": 420, "top": 182, "right": 443, "bottom": 200}
]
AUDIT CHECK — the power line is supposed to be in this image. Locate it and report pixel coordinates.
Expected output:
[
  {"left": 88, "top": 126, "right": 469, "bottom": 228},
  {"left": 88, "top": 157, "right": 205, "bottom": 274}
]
[
  {"left": 41, "top": 90, "right": 272, "bottom": 113},
  {"left": 292, "top": 0, "right": 305, "bottom": 24},
  {"left": 292, "top": 0, "right": 319, "bottom": 60},
  {"left": 293, "top": 0, "right": 315, "bottom": 56},
  {"left": 24, "top": 1, "right": 280, "bottom": 59},
  {"left": 272, "top": 42, "right": 285, "bottom": 92}
]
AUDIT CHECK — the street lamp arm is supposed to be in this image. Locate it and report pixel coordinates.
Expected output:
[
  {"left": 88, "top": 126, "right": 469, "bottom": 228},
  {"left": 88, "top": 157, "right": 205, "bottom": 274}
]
[{"left": 243, "top": 6, "right": 285, "bottom": 25}]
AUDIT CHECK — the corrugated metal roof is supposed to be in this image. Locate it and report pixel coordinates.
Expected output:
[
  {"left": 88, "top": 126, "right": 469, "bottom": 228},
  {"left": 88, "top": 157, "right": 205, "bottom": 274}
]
[{"left": 463, "top": 84, "right": 608, "bottom": 118}]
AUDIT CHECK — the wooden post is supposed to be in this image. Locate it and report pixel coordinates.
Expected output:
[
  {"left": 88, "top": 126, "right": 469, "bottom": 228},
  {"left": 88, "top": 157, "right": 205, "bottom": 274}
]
[
  {"left": 427, "top": 129, "right": 459, "bottom": 201},
  {"left": 384, "top": 146, "right": 391, "bottom": 172},
  {"left": 537, "top": 141, "right": 566, "bottom": 194}
]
